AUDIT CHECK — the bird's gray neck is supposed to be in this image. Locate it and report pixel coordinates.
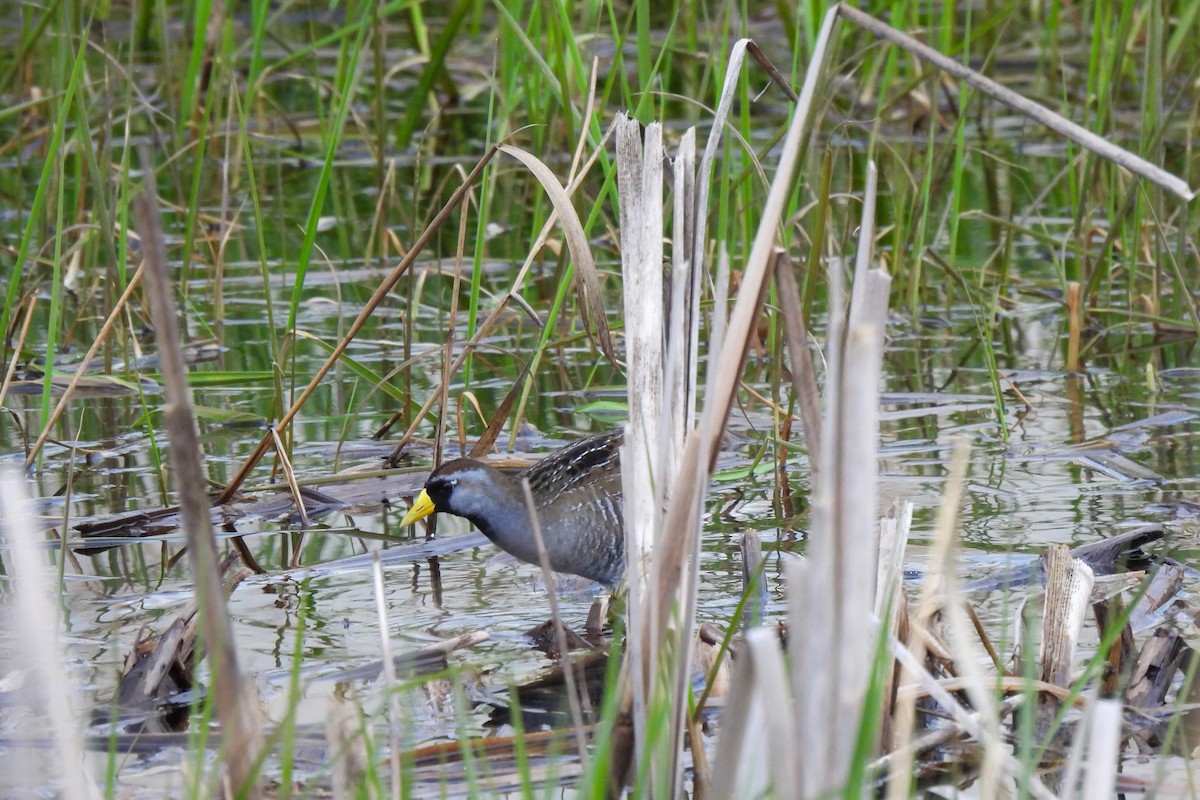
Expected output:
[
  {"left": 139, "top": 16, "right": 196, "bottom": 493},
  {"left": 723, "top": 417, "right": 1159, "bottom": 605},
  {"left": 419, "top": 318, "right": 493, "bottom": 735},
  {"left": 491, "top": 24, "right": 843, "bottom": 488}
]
[{"left": 462, "top": 471, "right": 544, "bottom": 567}]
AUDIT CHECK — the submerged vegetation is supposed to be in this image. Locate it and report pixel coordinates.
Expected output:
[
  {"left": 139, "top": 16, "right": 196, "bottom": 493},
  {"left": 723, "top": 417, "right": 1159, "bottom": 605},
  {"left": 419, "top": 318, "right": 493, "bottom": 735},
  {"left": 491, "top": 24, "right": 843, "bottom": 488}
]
[{"left": 0, "top": 0, "right": 1198, "bottom": 797}]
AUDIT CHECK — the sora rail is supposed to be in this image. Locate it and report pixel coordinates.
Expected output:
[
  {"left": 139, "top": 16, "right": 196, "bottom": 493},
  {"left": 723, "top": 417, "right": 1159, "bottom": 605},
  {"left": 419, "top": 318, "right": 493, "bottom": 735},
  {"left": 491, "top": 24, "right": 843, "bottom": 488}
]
[{"left": 399, "top": 430, "right": 625, "bottom": 587}]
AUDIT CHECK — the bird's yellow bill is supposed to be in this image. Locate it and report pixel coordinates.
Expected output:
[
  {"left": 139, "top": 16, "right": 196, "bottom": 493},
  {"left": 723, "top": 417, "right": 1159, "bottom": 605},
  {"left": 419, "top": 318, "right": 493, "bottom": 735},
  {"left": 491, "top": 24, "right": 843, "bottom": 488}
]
[{"left": 400, "top": 489, "right": 437, "bottom": 527}]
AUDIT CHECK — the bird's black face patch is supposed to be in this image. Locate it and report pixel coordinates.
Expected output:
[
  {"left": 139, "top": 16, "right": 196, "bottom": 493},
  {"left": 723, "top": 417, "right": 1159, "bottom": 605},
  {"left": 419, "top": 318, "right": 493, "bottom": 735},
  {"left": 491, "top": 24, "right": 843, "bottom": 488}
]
[{"left": 425, "top": 473, "right": 458, "bottom": 507}]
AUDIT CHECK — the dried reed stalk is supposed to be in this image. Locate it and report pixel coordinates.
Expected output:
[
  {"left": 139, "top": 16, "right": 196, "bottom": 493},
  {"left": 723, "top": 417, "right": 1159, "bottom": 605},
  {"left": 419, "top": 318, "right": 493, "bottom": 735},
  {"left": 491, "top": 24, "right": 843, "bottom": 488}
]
[
  {"left": 372, "top": 556, "right": 402, "bottom": 799},
  {"left": 268, "top": 424, "right": 308, "bottom": 530},
  {"left": 0, "top": 473, "right": 98, "bottom": 800},
  {"left": 499, "top": 144, "right": 616, "bottom": 363},
  {"left": 134, "top": 161, "right": 265, "bottom": 798},
  {"left": 431, "top": 199, "right": 468, "bottom": 467},
  {"left": 0, "top": 295, "right": 37, "bottom": 411},
  {"left": 837, "top": 4, "right": 1195, "bottom": 202}
]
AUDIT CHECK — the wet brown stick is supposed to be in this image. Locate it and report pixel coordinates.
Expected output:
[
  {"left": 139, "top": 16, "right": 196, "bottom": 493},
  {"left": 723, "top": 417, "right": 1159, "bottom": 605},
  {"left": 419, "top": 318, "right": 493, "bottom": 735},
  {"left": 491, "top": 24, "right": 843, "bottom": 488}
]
[
  {"left": 745, "top": 41, "right": 801, "bottom": 103},
  {"left": 134, "top": 159, "right": 264, "bottom": 799},
  {"left": 1066, "top": 281, "right": 1082, "bottom": 372},
  {"left": 215, "top": 142, "right": 504, "bottom": 504},
  {"left": 1126, "top": 628, "right": 1188, "bottom": 708},
  {"left": 1092, "top": 596, "right": 1137, "bottom": 698}
]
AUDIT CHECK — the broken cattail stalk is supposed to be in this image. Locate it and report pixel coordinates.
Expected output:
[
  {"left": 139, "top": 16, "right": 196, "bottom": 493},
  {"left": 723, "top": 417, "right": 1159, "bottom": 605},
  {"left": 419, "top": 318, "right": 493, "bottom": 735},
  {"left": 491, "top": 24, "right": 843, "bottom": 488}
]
[
  {"left": 665, "top": 127, "right": 699, "bottom": 482},
  {"left": 1035, "top": 544, "right": 1095, "bottom": 752},
  {"left": 1039, "top": 545, "right": 1095, "bottom": 690},
  {"left": 616, "top": 116, "right": 666, "bottom": 603},
  {"left": 614, "top": 114, "right": 666, "bottom": 790},
  {"left": 616, "top": 109, "right": 710, "bottom": 797},
  {"left": 663, "top": 129, "right": 708, "bottom": 790}
]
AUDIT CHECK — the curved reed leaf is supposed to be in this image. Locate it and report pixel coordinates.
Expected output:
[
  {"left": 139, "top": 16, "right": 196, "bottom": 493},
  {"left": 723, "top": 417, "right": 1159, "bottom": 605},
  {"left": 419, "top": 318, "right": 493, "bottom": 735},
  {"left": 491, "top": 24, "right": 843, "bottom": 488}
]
[{"left": 498, "top": 143, "right": 617, "bottom": 364}]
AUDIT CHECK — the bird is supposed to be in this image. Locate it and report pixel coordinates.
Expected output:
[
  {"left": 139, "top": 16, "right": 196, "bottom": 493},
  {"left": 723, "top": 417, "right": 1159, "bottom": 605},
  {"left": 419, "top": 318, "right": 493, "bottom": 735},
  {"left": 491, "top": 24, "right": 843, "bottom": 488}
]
[{"left": 399, "top": 430, "right": 625, "bottom": 587}]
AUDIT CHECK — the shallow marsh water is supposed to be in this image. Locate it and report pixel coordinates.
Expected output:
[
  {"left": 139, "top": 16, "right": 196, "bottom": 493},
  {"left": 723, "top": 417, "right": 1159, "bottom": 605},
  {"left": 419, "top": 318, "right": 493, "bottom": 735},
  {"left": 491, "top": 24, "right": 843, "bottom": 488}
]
[
  {"left": 1, "top": 3, "right": 1199, "bottom": 796},
  {"left": 3, "top": 256, "right": 1197, "bottom": 795}
]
